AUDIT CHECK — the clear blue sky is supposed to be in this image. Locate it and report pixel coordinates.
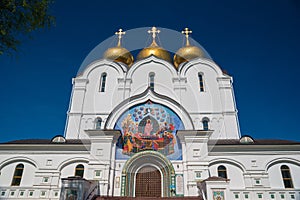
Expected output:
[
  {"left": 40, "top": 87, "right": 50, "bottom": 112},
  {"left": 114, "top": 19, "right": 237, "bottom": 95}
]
[{"left": 0, "top": 0, "right": 300, "bottom": 142}]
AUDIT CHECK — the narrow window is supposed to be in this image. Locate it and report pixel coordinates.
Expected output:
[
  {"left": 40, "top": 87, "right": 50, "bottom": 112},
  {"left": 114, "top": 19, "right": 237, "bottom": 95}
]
[
  {"left": 149, "top": 72, "right": 155, "bottom": 90},
  {"left": 19, "top": 191, "right": 24, "bottom": 196},
  {"left": 42, "top": 177, "right": 49, "bottom": 183},
  {"left": 202, "top": 117, "right": 209, "bottom": 131},
  {"left": 40, "top": 191, "right": 46, "bottom": 197},
  {"left": 10, "top": 191, "right": 15, "bottom": 196},
  {"left": 95, "top": 118, "right": 102, "bottom": 130},
  {"left": 281, "top": 165, "right": 293, "bottom": 188},
  {"left": 100, "top": 73, "right": 107, "bottom": 92},
  {"left": 94, "top": 170, "right": 102, "bottom": 178},
  {"left": 198, "top": 73, "right": 204, "bottom": 92},
  {"left": 29, "top": 191, "right": 34, "bottom": 196},
  {"left": 75, "top": 164, "right": 84, "bottom": 178},
  {"left": 11, "top": 164, "right": 24, "bottom": 186},
  {"left": 195, "top": 171, "right": 201, "bottom": 179},
  {"left": 255, "top": 179, "right": 261, "bottom": 185},
  {"left": 217, "top": 165, "right": 227, "bottom": 179}
]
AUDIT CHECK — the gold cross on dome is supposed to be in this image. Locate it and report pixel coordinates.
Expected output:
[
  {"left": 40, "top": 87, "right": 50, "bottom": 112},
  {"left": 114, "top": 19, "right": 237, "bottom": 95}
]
[
  {"left": 182, "top": 27, "right": 192, "bottom": 46},
  {"left": 115, "top": 28, "right": 126, "bottom": 47},
  {"left": 148, "top": 27, "right": 160, "bottom": 45}
]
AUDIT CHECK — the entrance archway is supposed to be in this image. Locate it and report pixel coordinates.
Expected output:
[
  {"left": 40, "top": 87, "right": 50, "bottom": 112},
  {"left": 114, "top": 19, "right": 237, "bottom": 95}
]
[
  {"left": 121, "top": 151, "right": 175, "bottom": 197},
  {"left": 135, "top": 166, "right": 161, "bottom": 197}
]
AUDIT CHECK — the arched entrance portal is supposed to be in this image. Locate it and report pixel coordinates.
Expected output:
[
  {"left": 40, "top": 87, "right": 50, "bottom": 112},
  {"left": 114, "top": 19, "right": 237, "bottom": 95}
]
[
  {"left": 135, "top": 166, "right": 161, "bottom": 197},
  {"left": 121, "top": 151, "right": 175, "bottom": 197}
]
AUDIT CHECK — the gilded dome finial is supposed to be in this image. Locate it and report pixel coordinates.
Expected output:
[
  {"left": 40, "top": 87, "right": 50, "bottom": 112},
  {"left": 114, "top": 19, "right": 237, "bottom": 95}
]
[
  {"left": 182, "top": 27, "right": 192, "bottom": 46},
  {"left": 136, "top": 27, "right": 171, "bottom": 62},
  {"left": 115, "top": 28, "right": 126, "bottom": 47},
  {"left": 148, "top": 27, "right": 160, "bottom": 46}
]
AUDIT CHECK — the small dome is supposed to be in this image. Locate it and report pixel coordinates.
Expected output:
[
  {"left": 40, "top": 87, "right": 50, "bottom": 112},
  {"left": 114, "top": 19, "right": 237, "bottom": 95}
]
[
  {"left": 173, "top": 28, "right": 207, "bottom": 68},
  {"left": 103, "top": 46, "right": 134, "bottom": 66},
  {"left": 136, "top": 41, "right": 171, "bottom": 62},
  {"left": 51, "top": 135, "right": 66, "bottom": 143},
  {"left": 173, "top": 45, "right": 206, "bottom": 68},
  {"left": 240, "top": 135, "right": 254, "bottom": 144},
  {"left": 103, "top": 29, "right": 134, "bottom": 66}
]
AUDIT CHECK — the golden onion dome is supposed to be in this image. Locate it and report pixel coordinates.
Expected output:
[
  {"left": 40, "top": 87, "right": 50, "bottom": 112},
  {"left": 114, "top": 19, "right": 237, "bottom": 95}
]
[
  {"left": 103, "top": 29, "right": 134, "bottom": 66},
  {"left": 103, "top": 46, "right": 134, "bottom": 66},
  {"left": 136, "top": 27, "right": 171, "bottom": 63},
  {"left": 173, "top": 28, "right": 205, "bottom": 68},
  {"left": 137, "top": 41, "right": 171, "bottom": 62},
  {"left": 173, "top": 45, "right": 205, "bottom": 68}
]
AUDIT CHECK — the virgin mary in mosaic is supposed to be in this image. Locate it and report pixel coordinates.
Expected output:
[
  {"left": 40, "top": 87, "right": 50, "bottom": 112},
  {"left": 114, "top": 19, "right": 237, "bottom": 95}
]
[{"left": 115, "top": 101, "right": 184, "bottom": 160}]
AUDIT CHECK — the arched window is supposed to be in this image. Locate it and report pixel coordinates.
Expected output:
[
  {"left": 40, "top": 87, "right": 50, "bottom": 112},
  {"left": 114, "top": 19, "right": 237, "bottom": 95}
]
[
  {"left": 149, "top": 72, "right": 155, "bottom": 90},
  {"left": 217, "top": 165, "right": 227, "bottom": 179},
  {"left": 202, "top": 117, "right": 209, "bottom": 131},
  {"left": 100, "top": 73, "right": 107, "bottom": 92},
  {"left": 95, "top": 118, "right": 102, "bottom": 130},
  {"left": 75, "top": 164, "right": 84, "bottom": 178},
  {"left": 11, "top": 164, "right": 24, "bottom": 186},
  {"left": 281, "top": 165, "right": 293, "bottom": 188},
  {"left": 198, "top": 73, "right": 204, "bottom": 92}
]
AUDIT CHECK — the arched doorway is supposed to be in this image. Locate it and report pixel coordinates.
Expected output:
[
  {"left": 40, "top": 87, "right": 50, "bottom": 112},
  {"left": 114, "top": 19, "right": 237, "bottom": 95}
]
[
  {"left": 135, "top": 166, "right": 161, "bottom": 197},
  {"left": 121, "top": 151, "right": 175, "bottom": 197}
]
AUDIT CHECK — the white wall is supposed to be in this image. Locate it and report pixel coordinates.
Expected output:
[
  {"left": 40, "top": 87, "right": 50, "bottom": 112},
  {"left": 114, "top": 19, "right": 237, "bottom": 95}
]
[{"left": 65, "top": 57, "right": 240, "bottom": 140}]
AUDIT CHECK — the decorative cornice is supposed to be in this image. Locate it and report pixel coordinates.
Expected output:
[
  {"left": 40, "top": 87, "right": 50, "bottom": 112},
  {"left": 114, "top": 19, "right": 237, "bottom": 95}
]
[{"left": 85, "top": 129, "right": 121, "bottom": 143}]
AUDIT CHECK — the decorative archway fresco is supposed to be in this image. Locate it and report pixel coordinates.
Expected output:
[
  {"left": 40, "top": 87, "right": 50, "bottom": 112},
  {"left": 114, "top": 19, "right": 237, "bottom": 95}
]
[{"left": 114, "top": 100, "right": 185, "bottom": 160}]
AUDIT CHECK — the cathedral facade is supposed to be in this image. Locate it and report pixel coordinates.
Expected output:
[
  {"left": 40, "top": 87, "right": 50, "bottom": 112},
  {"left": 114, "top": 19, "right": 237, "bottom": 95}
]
[{"left": 0, "top": 27, "right": 299, "bottom": 200}]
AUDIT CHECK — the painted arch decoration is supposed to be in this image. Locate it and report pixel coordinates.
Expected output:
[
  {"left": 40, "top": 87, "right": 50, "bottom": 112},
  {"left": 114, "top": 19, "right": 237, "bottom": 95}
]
[{"left": 115, "top": 100, "right": 184, "bottom": 160}]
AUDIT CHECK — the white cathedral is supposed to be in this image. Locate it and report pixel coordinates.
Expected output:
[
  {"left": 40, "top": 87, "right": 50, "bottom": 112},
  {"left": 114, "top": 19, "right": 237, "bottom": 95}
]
[{"left": 0, "top": 27, "right": 299, "bottom": 200}]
